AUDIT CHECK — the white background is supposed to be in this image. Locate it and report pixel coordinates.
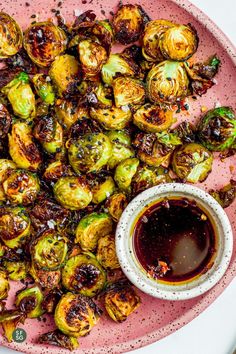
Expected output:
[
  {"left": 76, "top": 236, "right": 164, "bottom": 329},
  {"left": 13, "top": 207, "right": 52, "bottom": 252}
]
[{"left": 1, "top": 0, "right": 236, "bottom": 354}]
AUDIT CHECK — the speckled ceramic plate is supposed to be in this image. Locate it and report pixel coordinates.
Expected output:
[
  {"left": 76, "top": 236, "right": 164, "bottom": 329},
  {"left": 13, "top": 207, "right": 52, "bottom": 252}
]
[{"left": 1, "top": 0, "right": 236, "bottom": 353}]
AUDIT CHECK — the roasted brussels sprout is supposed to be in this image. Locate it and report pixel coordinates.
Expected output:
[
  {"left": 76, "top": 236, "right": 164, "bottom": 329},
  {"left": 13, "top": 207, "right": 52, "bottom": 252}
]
[
  {"left": 31, "top": 230, "right": 68, "bottom": 271},
  {"left": 159, "top": 24, "right": 198, "bottom": 61},
  {"left": 53, "top": 176, "right": 92, "bottom": 210},
  {"left": 0, "top": 159, "right": 16, "bottom": 202},
  {"left": 3, "top": 170, "right": 40, "bottom": 205},
  {"left": 3, "top": 261, "right": 28, "bottom": 281},
  {"left": 23, "top": 22, "right": 67, "bottom": 67},
  {"left": 92, "top": 176, "right": 116, "bottom": 204},
  {"left": 104, "top": 281, "right": 141, "bottom": 322},
  {"left": 197, "top": 107, "right": 236, "bottom": 151},
  {"left": 90, "top": 105, "right": 132, "bottom": 130},
  {"left": 49, "top": 54, "right": 81, "bottom": 97},
  {"left": 62, "top": 253, "right": 106, "bottom": 297},
  {"left": 0, "top": 103, "right": 12, "bottom": 139},
  {"left": 32, "top": 74, "right": 55, "bottom": 105},
  {"left": 8, "top": 122, "right": 42, "bottom": 171},
  {"left": 142, "top": 20, "right": 175, "bottom": 62},
  {"left": 91, "top": 83, "right": 113, "bottom": 109},
  {"left": 113, "top": 76, "right": 145, "bottom": 108},
  {"left": 114, "top": 158, "right": 139, "bottom": 192},
  {"left": 172, "top": 143, "right": 213, "bottom": 183},
  {"left": 38, "top": 330, "right": 79, "bottom": 351},
  {"left": 210, "top": 180, "right": 236, "bottom": 208},
  {"left": 101, "top": 53, "right": 139, "bottom": 86},
  {"left": 68, "top": 133, "right": 112, "bottom": 174},
  {"left": 0, "top": 310, "right": 25, "bottom": 342},
  {"left": 146, "top": 61, "right": 189, "bottom": 104},
  {"left": 75, "top": 213, "right": 113, "bottom": 252},
  {"left": 107, "top": 130, "right": 135, "bottom": 169},
  {"left": 92, "top": 20, "right": 114, "bottom": 51},
  {"left": 133, "top": 104, "right": 173, "bottom": 133},
  {"left": 175, "top": 121, "right": 196, "bottom": 143},
  {"left": 15, "top": 286, "right": 44, "bottom": 318},
  {"left": 55, "top": 100, "right": 90, "bottom": 131},
  {"left": 78, "top": 39, "right": 107, "bottom": 77},
  {"left": 0, "top": 12, "right": 23, "bottom": 58},
  {"left": 1, "top": 72, "right": 36, "bottom": 120},
  {"left": 0, "top": 270, "right": 9, "bottom": 300},
  {"left": 33, "top": 114, "right": 63, "bottom": 154},
  {"left": 30, "top": 263, "right": 61, "bottom": 289},
  {"left": 112, "top": 4, "right": 148, "bottom": 45},
  {"left": 0, "top": 206, "right": 31, "bottom": 249},
  {"left": 55, "top": 293, "right": 102, "bottom": 337},
  {"left": 96, "top": 235, "right": 120, "bottom": 270},
  {"left": 43, "top": 161, "right": 74, "bottom": 182},
  {"left": 106, "top": 192, "right": 128, "bottom": 222}
]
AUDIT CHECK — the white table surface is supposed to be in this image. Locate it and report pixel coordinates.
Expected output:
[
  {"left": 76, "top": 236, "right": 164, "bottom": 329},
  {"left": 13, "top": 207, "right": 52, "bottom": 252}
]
[{"left": 1, "top": 1, "right": 236, "bottom": 353}]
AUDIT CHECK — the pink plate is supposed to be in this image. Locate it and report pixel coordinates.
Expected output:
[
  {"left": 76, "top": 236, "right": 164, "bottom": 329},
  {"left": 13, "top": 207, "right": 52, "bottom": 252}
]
[{"left": 1, "top": 0, "right": 236, "bottom": 353}]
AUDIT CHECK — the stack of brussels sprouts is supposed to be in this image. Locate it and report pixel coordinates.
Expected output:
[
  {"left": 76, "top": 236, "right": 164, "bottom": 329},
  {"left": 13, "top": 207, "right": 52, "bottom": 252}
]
[{"left": 0, "top": 3, "right": 235, "bottom": 350}]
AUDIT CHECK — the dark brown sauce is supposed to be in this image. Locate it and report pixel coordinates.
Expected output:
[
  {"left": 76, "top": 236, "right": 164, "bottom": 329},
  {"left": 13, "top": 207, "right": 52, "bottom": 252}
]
[{"left": 133, "top": 198, "right": 216, "bottom": 283}]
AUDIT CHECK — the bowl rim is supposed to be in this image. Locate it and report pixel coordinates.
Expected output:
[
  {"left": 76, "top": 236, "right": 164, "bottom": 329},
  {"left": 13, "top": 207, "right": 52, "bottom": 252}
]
[{"left": 115, "top": 183, "right": 233, "bottom": 300}]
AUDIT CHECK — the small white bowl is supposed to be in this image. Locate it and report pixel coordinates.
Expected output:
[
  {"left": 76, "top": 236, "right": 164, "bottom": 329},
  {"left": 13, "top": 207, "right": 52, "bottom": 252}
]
[{"left": 115, "top": 183, "right": 233, "bottom": 300}]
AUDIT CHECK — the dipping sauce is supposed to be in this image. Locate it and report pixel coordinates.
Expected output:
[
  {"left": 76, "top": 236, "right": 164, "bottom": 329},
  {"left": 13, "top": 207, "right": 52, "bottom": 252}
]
[{"left": 133, "top": 198, "right": 216, "bottom": 283}]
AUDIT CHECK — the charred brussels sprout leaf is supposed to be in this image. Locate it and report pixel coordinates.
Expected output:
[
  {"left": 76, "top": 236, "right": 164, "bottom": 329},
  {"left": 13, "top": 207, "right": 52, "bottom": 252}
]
[
  {"left": 133, "top": 104, "right": 173, "bottom": 133},
  {"left": 0, "top": 103, "right": 12, "bottom": 139},
  {"left": 90, "top": 105, "right": 132, "bottom": 130},
  {"left": 96, "top": 235, "right": 120, "bottom": 270},
  {"left": 31, "top": 230, "right": 68, "bottom": 271},
  {"left": 172, "top": 143, "right": 213, "bottom": 183},
  {"left": 0, "top": 270, "right": 9, "bottom": 300},
  {"left": 104, "top": 281, "right": 141, "bottom": 322},
  {"left": 0, "top": 159, "right": 16, "bottom": 202},
  {"left": 23, "top": 22, "right": 67, "bottom": 67},
  {"left": 106, "top": 192, "right": 128, "bottom": 222},
  {"left": 68, "top": 133, "right": 112, "bottom": 174},
  {"left": 0, "top": 12, "right": 23, "bottom": 58},
  {"left": 0, "top": 206, "right": 31, "bottom": 248},
  {"left": 92, "top": 20, "right": 114, "bottom": 51},
  {"left": 159, "top": 24, "right": 198, "bottom": 61},
  {"left": 197, "top": 107, "right": 236, "bottom": 151},
  {"left": 15, "top": 286, "right": 44, "bottom": 318},
  {"left": 0, "top": 310, "right": 26, "bottom": 342},
  {"left": 55, "top": 293, "right": 102, "bottom": 337},
  {"left": 3, "top": 261, "right": 28, "bottom": 281},
  {"left": 112, "top": 4, "right": 148, "bottom": 45},
  {"left": 92, "top": 176, "right": 116, "bottom": 204},
  {"left": 113, "top": 76, "right": 145, "bottom": 108},
  {"left": 3, "top": 170, "right": 40, "bottom": 206},
  {"left": 32, "top": 74, "right": 55, "bottom": 105},
  {"left": 1, "top": 72, "right": 36, "bottom": 120},
  {"left": 142, "top": 20, "right": 175, "bottom": 62},
  {"left": 55, "top": 100, "right": 90, "bottom": 131},
  {"left": 75, "top": 213, "right": 113, "bottom": 252},
  {"left": 114, "top": 158, "right": 140, "bottom": 193},
  {"left": 210, "top": 180, "right": 236, "bottom": 208},
  {"left": 53, "top": 176, "right": 92, "bottom": 210},
  {"left": 8, "top": 122, "right": 42, "bottom": 171},
  {"left": 38, "top": 330, "right": 79, "bottom": 351},
  {"left": 78, "top": 39, "right": 107, "bottom": 77},
  {"left": 156, "top": 131, "right": 182, "bottom": 148},
  {"left": 62, "top": 253, "right": 106, "bottom": 297},
  {"left": 146, "top": 61, "right": 189, "bottom": 104},
  {"left": 49, "top": 55, "right": 81, "bottom": 97}
]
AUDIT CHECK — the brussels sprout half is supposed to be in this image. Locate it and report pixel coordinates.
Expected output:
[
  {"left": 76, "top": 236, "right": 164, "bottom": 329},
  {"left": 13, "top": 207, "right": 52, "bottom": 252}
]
[
  {"left": 197, "top": 107, "right": 236, "bottom": 151},
  {"left": 75, "top": 212, "right": 113, "bottom": 252},
  {"left": 142, "top": 19, "right": 175, "bottom": 62},
  {"left": 92, "top": 20, "right": 114, "bottom": 51},
  {"left": 68, "top": 133, "right": 112, "bottom": 174},
  {"left": 113, "top": 76, "right": 146, "bottom": 108},
  {"left": 106, "top": 192, "right": 128, "bottom": 222},
  {"left": 53, "top": 176, "right": 92, "bottom": 210},
  {"left": 78, "top": 39, "right": 107, "bottom": 77},
  {"left": 38, "top": 330, "right": 79, "bottom": 351},
  {"left": 31, "top": 230, "right": 68, "bottom": 271},
  {"left": 92, "top": 177, "right": 116, "bottom": 204},
  {"left": 29, "top": 262, "right": 61, "bottom": 289},
  {"left": 0, "top": 159, "right": 16, "bottom": 202},
  {"left": 0, "top": 12, "right": 23, "bottom": 58},
  {"left": 23, "top": 21, "right": 67, "bottom": 67},
  {"left": 133, "top": 104, "right": 174, "bottom": 133},
  {"left": 62, "top": 253, "right": 106, "bottom": 297},
  {"left": 49, "top": 54, "right": 81, "bottom": 97},
  {"left": 172, "top": 143, "right": 213, "bottom": 183},
  {"left": 55, "top": 293, "right": 102, "bottom": 337},
  {"left": 146, "top": 60, "right": 189, "bottom": 104},
  {"left": 8, "top": 122, "right": 42, "bottom": 171},
  {"left": 96, "top": 235, "right": 120, "bottom": 270},
  {"left": 15, "top": 286, "right": 44, "bottom": 318},
  {"left": 90, "top": 105, "right": 132, "bottom": 130},
  {"left": 3, "top": 170, "right": 40, "bottom": 206},
  {"left": 0, "top": 269, "right": 9, "bottom": 300},
  {"left": 3, "top": 261, "right": 28, "bottom": 281},
  {"left": 55, "top": 100, "right": 90, "bottom": 131},
  {"left": 107, "top": 130, "right": 135, "bottom": 169},
  {"left": 0, "top": 206, "right": 31, "bottom": 249},
  {"left": 101, "top": 54, "right": 137, "bottom": 86},
  {"left": 1, "top": 72, "right": 36, "bottom": 120},
  {"left": 104, "top": 281, "right": 141, "bottom": 322},
  {"left": 32, "top": 74, "right": 55, "bottom": 105},
  {"left": 114, "top": 158, "right": 140, "bottom": 193},
  {"left": 43, "top": 161, "right": 74, "bottom": 182}
]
